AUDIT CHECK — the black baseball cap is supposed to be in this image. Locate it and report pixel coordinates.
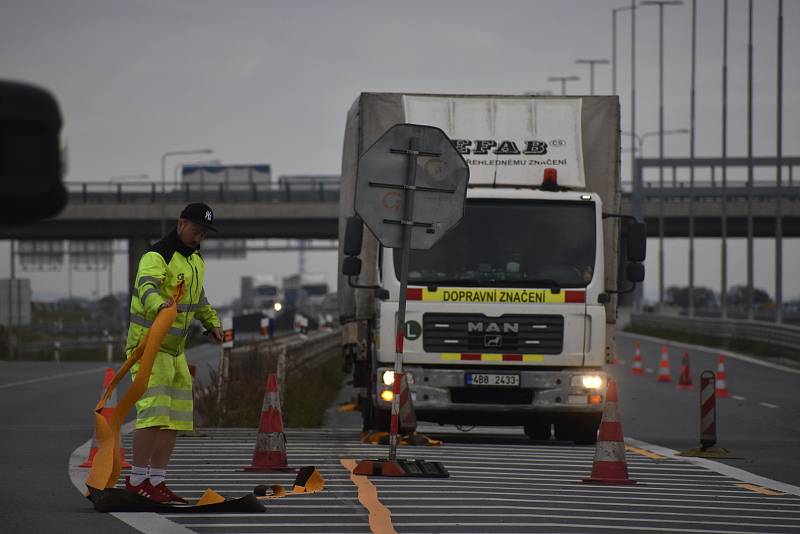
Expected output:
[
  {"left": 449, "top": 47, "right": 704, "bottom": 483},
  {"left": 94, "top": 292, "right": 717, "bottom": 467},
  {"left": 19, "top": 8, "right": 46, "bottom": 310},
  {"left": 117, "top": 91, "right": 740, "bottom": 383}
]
[{"left": 180, "top": 202, "right": 218, "bottom": 232}]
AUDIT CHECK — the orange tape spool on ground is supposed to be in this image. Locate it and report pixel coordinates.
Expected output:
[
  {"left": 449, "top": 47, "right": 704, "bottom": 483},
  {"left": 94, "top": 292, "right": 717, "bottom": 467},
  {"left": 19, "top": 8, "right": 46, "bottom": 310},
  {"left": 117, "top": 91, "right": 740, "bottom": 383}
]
[{"left": 85, "top": 285, "right": 183, "bottom": 492}]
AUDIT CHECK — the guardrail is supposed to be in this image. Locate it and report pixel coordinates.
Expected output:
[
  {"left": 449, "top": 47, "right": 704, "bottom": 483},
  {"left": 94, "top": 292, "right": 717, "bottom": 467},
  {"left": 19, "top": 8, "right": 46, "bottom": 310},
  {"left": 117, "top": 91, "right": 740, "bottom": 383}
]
[
  {"left": 225, "top": 329, "right": 340, "bottom": 382},
  {"left": 18, "top": 336, "right": 123, "bottom": 362},
  {"left": 629, "top": 312, "right": 800, "bottom": 353},
  {"left": 65, "top": 180, "right": 800, "bottom": 204},
  {"left": 66, "top": 181, "right": 339, "bottom": 204}
]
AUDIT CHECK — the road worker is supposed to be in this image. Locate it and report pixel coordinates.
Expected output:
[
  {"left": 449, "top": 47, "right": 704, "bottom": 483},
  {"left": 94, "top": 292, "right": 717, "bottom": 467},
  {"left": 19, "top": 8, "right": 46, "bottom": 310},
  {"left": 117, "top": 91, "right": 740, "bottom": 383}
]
[{"left": 124, "top": 202, "right": 222, "bottom": 503}]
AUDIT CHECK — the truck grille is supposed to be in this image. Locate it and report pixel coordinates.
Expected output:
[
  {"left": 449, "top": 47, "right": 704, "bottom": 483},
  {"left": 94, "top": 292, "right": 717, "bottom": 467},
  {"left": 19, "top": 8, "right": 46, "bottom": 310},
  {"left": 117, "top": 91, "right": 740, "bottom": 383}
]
[
  {"left": 422, "top": 313, "right": 564, "bottom": 354},
  {"left": 450, "top": 387, "right": 534, "bottom": 404}
]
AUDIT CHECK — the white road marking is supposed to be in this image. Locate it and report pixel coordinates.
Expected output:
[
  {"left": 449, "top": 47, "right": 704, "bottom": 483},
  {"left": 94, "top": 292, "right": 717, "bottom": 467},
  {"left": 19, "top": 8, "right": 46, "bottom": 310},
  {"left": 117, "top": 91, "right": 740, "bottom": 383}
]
[
  {"left": 732, "top": 395, "right": 747, "bottom": 401},
  {"left": 627, "top": 438, "right": 800, "bottom": 496},
  {"left": 645, "top": 367, "right": 654, "bottom": 373},
  {"left": 759, "top": 402, "right": 779, "bottom": 409},
  {"left": 0, "top": 366, "right": 103, "bottom": 390}
]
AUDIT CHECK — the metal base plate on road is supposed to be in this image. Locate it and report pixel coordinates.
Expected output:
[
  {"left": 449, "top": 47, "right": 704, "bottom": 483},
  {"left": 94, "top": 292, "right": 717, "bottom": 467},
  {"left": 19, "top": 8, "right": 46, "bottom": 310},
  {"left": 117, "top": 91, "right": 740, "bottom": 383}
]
[
  {"left": 352, "top": 458, "right": 449, "bottom": 477},
  {"left": 87, "top": 487, "right": 266, "bottom": 514}
]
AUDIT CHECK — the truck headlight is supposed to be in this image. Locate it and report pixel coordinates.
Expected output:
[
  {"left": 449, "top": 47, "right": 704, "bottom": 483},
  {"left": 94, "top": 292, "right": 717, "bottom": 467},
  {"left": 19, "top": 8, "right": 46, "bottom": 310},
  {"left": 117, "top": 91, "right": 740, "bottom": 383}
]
[
  {"left": 572, "top": 375, "right": 603, "bottom": 389},
  {"left": 382, "top": 370, "right": 395, "bottom": 386},
  {"left": 273, "top": 302, "right": 282, "bottom": 312},
  {"left": 381, "top": 370, "right": 414, "bottom": 386}
]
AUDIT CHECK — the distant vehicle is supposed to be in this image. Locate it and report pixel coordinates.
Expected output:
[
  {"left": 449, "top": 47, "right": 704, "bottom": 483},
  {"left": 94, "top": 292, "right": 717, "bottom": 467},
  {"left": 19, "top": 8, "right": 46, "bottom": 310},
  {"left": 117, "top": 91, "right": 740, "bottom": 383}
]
[
  {"left": 282, "top": 273, "right": 329, "bottom": 317},
  {"left": 240, "top": 275, "right": 282, "bottom": 315}
]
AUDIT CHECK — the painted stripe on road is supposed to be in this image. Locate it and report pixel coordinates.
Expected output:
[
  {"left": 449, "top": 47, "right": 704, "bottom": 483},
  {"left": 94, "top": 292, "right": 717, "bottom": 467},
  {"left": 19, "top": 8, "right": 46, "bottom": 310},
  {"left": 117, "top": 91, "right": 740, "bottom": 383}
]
[
  {"left": 626, "top": 444, "right": 668, "bottom": 460},
  {"left": 759, "top": 402, "right": 779, "bottom": 409},
  {"left": 732, "top": 395, "right": 747, "bottom": 401},
  {"left": 627, "top": 437, "right": 800, "bottom": 497},
  {"left": 0, "top": 366, "right": 103, "bottom": 390}
]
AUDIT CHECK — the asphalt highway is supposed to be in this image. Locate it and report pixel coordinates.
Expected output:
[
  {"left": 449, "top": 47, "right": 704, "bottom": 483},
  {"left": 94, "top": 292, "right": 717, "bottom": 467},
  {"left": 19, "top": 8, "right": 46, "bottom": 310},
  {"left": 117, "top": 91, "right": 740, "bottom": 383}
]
[{"left": 1, "top": 331, "right": 798, "bottom": 533}]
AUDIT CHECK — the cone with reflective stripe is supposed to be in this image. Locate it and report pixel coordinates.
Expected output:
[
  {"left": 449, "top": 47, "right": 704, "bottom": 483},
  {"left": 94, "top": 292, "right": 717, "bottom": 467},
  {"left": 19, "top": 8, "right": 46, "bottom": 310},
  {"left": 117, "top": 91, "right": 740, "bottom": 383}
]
[
  {"left": 676, "top": 351, "right": 694, "bottom": 390},
  {"left": 244, "top": 373, "right": 289, "bottom": 471},
  {"left": 631, "top": 343, "right": 644, "bottom": 375},
  {"left": 656, "top": 345, "right": 672, "bottom": 382},
  {"left": 582, "top": 379, "right": 636, "bottom": 485},
  {"left": 80, "top": 368, "right": 131, "bottom": 468},
  {"left": 715, "top": 355, "right": 731, "bottom": 398}
]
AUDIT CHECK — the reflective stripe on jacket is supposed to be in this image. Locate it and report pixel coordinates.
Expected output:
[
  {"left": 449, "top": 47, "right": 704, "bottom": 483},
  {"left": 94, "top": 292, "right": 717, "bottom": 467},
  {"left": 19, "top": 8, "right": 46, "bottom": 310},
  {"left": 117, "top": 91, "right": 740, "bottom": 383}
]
[{"left": 126, "top": 230, "right": 221, "bottom": 356}]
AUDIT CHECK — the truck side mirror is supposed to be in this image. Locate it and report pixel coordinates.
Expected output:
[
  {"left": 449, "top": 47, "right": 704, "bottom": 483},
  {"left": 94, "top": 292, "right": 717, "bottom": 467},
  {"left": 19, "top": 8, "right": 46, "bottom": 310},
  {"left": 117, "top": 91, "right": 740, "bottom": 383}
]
[
  {"left": 343, "top": 216, "right": 364, "bottom": 256},
  {"left": 626, "top": 221, "right": 647, "bottom": 262},
  {"left": 626, "top": 262, "right": 645, "bottom": 283},
  {"left": 342, "top": 256, "right": 362, "bottom": 276},
  {"left": 0, "top": 80, "right": 66, "bottom": 223}
]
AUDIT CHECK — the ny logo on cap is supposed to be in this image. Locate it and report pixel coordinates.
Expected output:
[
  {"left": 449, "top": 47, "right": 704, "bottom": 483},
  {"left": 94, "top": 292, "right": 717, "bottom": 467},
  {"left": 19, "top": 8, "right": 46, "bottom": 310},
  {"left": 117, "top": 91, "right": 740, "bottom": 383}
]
[{"left": 204, "top": 210, "right": 213, "bottom": 222}]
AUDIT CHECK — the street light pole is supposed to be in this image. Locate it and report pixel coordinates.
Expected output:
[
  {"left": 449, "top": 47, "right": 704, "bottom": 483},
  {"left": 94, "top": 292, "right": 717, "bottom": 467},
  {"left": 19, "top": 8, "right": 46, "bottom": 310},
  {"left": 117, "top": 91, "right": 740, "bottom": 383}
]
[
  {"left": 576, "top": 59, "right": 610, "bottom": 95},
  {"left": 641, "top": 0, "right": 683, "bottom": 311},
  {"left": 612, "top": 5, "right": 635, "bottom": 96},
  {"left": 547, "top": 76, "right": 580, "bottom": 96},
  {"left": 160, "top": 149, "right": 213, "bottom": 236},
  {"left": 776, "top": 0, "right": 784, "bottom": 322},
  {"left": 689, "top": 0, "right": 697, "bottom": 318}
]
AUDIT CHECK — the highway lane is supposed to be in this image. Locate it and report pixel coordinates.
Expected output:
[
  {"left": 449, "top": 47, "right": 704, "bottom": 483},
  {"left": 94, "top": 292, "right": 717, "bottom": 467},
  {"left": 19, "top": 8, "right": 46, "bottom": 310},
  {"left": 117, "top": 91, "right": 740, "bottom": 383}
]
[
  {"left": 0, "top": 339, "right": 224, "bottom": 533},
  {"left": 613, "top": 332, "right": 800, "bottom": 486},
  {"left": 0, "top": 360, "right": 139, "bottom": 534}
]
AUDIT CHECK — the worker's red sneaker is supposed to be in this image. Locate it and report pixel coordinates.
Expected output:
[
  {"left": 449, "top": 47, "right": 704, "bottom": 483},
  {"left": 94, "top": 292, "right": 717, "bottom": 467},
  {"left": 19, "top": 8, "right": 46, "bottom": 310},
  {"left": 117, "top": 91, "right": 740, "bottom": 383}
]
[
  {"left": 124, "top": 476, "right": 173, "bottom": 503},
  {"left": 154, "top": 482, "right": 188, "bottom": 505}
]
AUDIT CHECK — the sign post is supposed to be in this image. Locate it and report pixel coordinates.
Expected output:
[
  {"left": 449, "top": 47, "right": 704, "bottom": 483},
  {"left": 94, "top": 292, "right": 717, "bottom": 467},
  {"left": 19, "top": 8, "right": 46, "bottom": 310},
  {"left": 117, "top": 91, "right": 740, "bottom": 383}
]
[{"left": 352, "top": 123, "right": 469, "bottom": 476}]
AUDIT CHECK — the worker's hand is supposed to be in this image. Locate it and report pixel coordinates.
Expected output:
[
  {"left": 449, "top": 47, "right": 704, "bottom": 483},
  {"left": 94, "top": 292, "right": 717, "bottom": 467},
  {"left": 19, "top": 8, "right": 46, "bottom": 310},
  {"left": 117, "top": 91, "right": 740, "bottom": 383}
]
[
  {"left": 207, "top": 327, "right": 223, "bottom": 345},
  {"left": 158, "top": 298, "right": 173, "bottom": 310}
]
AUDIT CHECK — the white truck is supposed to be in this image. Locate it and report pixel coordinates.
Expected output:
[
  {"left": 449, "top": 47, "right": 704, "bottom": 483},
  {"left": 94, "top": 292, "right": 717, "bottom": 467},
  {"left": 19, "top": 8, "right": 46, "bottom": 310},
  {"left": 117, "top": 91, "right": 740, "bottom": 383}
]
[{"left": 338, "top": 93, "right": 646, "bottom": 443}]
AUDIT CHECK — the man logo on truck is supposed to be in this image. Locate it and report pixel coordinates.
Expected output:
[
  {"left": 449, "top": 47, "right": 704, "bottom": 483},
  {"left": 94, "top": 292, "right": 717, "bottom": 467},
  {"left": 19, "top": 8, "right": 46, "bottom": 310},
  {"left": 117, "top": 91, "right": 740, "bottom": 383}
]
[
  {"left": 484, "top": 335, "right": 503, "bottom": 348},
  {"left": 467, "top": 322, "right": 520, "bottom": 334}
]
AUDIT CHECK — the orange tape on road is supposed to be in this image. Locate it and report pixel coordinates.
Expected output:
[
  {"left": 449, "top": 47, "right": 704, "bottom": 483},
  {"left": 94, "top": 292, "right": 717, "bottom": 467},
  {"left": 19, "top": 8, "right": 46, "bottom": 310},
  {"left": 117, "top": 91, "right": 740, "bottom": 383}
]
[
  {"left": 341, "top": 459, "right": 397, "bottom": 534},
  {"left": 737, "top": 483, "right": 785, "bottom": 496}
]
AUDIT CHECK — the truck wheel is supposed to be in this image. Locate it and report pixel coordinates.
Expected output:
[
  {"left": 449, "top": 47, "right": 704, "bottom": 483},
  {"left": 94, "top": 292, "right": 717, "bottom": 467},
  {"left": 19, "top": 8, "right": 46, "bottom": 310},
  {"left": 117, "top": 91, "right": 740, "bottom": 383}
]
[
  {"left": 524, "top": 420, "right": 552, "bottom": 441},
  {"left": 370, "top": 407, "right": 391, "bottom": 433},
  {"left": 360, "top": 393, "right": 390, "bottom": 433},
  {"left": 555, "top": 414, "right": 601, "bottom": 445}
]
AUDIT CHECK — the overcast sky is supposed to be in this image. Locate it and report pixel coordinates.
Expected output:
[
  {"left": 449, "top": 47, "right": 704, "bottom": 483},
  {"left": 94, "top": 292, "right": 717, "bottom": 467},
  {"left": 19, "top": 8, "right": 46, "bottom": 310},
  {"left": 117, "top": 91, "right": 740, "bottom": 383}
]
[{"left": 2, "top": 0, "right": 798, "bottom": 305}]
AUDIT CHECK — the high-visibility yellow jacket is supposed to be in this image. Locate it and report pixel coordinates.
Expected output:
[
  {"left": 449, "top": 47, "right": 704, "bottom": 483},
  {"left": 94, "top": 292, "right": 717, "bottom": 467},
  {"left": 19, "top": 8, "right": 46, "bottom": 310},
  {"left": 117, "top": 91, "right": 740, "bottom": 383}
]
[{"left": 126, "top": 230, "right": 221, "bottom": 356}]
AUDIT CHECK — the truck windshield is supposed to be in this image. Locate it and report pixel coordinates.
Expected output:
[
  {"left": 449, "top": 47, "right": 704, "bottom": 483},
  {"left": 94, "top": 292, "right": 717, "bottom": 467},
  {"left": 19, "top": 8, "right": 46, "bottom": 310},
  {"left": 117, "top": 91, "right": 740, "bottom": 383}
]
[
  {"left": 394, "top": 199, "right": 596, "bottom": 288},
  {"left": 302, "top": 284, "right": 329, "bottom": 296},
  {"left": 256, "top": 286, "right": 278, "bottom": 297}
]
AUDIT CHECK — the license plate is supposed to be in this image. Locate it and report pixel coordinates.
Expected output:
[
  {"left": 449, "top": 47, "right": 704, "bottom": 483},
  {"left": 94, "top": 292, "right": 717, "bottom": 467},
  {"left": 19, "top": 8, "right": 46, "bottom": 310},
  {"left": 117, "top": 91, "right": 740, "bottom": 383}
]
[{"left": 465, "top": 373, "right": 520, "bottom": 387}]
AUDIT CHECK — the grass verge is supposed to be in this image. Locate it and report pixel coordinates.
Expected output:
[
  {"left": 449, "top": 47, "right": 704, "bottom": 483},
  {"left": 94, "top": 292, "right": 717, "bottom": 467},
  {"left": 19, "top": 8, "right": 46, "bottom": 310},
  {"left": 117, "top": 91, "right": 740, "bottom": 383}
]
[{"left": 195, "top": 348, "right": 345, "bottom": 428}]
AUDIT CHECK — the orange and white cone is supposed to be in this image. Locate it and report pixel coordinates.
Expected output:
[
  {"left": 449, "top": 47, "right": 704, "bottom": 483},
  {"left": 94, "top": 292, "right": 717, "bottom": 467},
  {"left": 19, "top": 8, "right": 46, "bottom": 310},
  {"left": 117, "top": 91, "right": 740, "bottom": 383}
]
[
  {"left": 715, "top": 355, "right": 731, "bottom": 398},
  {"left": 656, "top": 345, "right": 672, "bottom": 382},
  {"left": 631, "top": 343, "right": 644, "bottom": 375},
  {"left": 676, "top": 351, "right": 693, "bottom": 390},
  {"left": 80, "top": 367, "right": 131, "bottom": 468},
  {"left": 582, "top": 379, "right": 636, "bottom": 485},
  {"left": 245, "top": 373, "right": 289, "bottom": 471}
]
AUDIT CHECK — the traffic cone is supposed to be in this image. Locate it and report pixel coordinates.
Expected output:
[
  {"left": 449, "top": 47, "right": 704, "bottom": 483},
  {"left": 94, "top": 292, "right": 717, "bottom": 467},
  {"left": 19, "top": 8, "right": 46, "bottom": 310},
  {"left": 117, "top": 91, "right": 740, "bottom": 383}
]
[
  {"left": 715, "top": 355, "right": 731, "bottom": 398},
  {"left": 582, "top": 379, "right": 636, "bottom": 485},
  {"left": 631, "top": 343, "right": 644, "bottom": 375},
  {"left": 656, "top": 345, "right": 672, "bottom": 382},
  {"left": 244, "top": 373, "right": 289, "bottom": 471},
  {"left": 676, "top": 351, "right": 693, "bottom": 390},
  {"left": 80, "top": 367, "right": 131, "bottom": 468}
]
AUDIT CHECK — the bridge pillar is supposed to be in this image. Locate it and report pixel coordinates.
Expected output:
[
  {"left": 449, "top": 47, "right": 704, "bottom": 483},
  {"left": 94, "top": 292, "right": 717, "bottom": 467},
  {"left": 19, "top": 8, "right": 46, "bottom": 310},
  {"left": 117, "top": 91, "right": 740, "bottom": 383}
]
[{"left": 127, "top": 236, "right": 150, "bottom": 295}]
